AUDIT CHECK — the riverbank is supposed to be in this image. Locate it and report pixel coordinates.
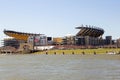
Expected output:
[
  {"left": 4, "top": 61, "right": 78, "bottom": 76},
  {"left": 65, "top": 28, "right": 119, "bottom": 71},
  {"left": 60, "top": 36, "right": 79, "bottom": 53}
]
[{"left": 34, "top": 48, "right": 120, "bottom": 55}]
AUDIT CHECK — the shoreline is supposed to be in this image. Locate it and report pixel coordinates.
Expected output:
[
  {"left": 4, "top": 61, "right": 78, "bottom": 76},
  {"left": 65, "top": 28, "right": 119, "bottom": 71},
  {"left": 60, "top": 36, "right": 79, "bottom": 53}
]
[
  {"left": 1, "top": 48, "right": 120, "bottom": 55},
  {"left": 34, "top": 48, "right": 120, "bottom": 55}
]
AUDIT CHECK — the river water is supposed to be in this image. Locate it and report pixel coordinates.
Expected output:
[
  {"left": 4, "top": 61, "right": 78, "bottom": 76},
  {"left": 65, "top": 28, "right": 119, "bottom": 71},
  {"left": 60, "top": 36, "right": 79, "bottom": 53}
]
[{"left": 0, "top": 54, "right": 120, "bottom": 80}]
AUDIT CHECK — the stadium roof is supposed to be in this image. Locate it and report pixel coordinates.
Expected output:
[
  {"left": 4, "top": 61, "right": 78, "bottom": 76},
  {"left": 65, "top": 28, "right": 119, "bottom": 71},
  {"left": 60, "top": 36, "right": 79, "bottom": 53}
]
[
  {"left": 76, "top": 25, "right": 104, "bottom": 37},
  {"left": 4, "top": 29, "right": 42, "bottom": 41}
]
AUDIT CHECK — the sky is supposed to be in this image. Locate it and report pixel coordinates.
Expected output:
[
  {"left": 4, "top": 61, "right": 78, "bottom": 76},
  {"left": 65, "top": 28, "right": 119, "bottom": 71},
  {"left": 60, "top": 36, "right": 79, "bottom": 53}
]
[{"left": 0, "top": 0, "right": 120, "bottom": 46}]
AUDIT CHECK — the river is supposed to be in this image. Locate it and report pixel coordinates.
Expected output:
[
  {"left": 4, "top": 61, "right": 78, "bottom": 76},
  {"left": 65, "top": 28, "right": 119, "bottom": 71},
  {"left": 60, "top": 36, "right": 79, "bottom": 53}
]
[{"left": 0, "top": 54, "right": 120, "bottom": 80}]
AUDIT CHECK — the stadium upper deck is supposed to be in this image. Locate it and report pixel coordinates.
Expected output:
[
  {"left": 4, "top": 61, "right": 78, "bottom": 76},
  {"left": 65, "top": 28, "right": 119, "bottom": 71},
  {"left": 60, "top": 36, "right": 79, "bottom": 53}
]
[
  {"left": 4, "top": 29, "right": 41, "bottom": 41},
  {"left": 76, "top": 25, "right": 104, "bottom": 37}
]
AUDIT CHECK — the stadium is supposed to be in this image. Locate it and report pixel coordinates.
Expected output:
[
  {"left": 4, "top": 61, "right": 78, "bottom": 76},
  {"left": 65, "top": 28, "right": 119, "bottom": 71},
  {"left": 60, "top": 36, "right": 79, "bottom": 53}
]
[
  {"left": 75, "top": 25, "right": 105, "bottom": 46},
  {"left": 3, "top": 29, "right": 49, "bottom": 53},
  {"left": 1, "top": 25, "right": 114, "bottom": 53}
]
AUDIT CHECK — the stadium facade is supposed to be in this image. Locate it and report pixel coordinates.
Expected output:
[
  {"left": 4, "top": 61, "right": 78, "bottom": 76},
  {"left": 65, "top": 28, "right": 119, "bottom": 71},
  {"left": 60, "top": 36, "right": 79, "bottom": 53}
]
[
  {"left": 2, "top": 25, "right": 116, "bottom": 52},
  {"left": 75, "top": 25, "right": 104, "bottom": 46}
]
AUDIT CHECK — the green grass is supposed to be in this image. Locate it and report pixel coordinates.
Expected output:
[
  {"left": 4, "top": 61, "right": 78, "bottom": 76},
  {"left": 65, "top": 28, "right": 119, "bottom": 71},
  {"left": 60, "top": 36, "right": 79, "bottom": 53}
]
[{"left": 34, "top": 48, "right": 120, "bottom": 54}]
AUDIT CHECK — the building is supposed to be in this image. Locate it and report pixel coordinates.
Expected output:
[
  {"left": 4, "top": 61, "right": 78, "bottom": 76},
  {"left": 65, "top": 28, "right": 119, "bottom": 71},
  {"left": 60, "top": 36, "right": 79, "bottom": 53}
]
[
  {"left": 3, "top": 25, "right": 117, "bottom": 50},
  {"left": 75, "top": 25, "right": 104, "bottom": 47},
  {"left": 3, "top": 30, "right": 48, "bottom": 51},
  {"left": 53, "top": 37, "right": 63, "bottom": 45},
  {"left": 4, "top": 38, "right": 25, "bottom": 49},
  {"left": 47, "top": 37, "right": 53, "bottom": 45},
  {"left": 28, "top": 35, "right": 47, "bottom": 46},
  {"left": 117, "top": 38, "right": 120, "bottom": 48},
  {"left": 105, "top": 36, "right": 112, "bottom": 45},
  {"left": 62, "top": 35, "right": 75, "bottom": 45}
]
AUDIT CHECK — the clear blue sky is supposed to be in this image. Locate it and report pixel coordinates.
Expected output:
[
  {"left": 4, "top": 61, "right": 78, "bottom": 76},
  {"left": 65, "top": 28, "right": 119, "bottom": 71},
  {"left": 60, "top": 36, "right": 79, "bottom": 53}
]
[{"left": 0, "top": 0, "right": 120, "bottom": 46}]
